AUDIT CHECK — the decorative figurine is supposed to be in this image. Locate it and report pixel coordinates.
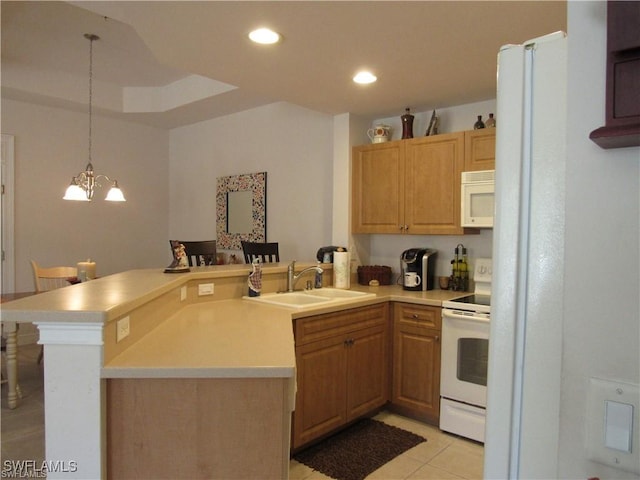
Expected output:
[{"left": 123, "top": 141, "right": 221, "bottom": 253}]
[
  {"left": 164, "top": 240, "right": 190, "bottom": 273},
  {"left": 425, "top": 110, "right": 439, "bottom": 136}
]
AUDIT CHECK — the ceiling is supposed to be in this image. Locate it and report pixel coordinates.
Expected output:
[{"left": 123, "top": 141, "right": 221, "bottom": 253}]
[{"left": 1, "top": 1, "right": 567, "bottom": 129}]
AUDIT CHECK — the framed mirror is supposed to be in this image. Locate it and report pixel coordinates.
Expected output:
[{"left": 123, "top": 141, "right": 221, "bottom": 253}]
[{"left": 216, "top": 172, "right": 267, "bottom": 250}]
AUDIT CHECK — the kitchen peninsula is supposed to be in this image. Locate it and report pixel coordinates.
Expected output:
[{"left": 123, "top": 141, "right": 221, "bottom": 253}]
[{"left": 1, "top": 264, "right": 462, "bottom": 479}]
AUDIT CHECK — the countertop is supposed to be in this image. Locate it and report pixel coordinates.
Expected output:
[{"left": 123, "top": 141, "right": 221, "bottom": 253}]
[
  {"left": 102, "top": 284, "right": 466, "bottom": 379},
  {"left": 0, "top": 263, "right": 316, "bottom": 324},
  {"left": 103, "top": 300, "right": 296, "bottom": 379},
  {"left": 1, "top": 267, "right": 468, "bottom": 380}
]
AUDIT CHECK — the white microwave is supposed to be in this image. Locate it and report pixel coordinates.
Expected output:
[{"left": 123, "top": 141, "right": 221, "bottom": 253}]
[{"left": 461, "top": 170, "right": 495, "bottom": 228}]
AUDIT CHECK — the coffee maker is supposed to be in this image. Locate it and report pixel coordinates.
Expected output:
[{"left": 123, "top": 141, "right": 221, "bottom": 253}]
[{"left": 400, "top": 248, "right": 437, "bottom": 291}]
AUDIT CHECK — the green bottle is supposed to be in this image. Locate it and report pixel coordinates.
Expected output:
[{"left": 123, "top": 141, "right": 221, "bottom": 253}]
[{"left": 459, "top": 248, "right": 469, "bottom": 291}]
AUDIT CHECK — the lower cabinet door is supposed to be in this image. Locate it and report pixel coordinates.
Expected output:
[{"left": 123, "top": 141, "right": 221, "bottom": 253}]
[
  {"left": 392, "top": 322, "right": 441, "bottom": 425},
  {"left": 293, "top": 336, "right": 347, "bottom": 448},
  {"left": 346, "top": 324, "right": 389, "bottom": 420}
]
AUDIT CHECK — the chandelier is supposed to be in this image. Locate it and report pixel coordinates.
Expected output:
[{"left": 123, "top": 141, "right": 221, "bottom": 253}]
[{"left": 63, "top": 34, "right": 125, "bottom": 202}]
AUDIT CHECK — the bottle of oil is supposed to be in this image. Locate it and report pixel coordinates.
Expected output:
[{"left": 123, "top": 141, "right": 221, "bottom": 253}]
[{"left": 459, "top": 247, "right": 469, "bottom": 291}]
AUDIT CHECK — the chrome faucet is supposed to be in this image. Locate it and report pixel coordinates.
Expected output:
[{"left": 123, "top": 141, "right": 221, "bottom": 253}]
[{"left": 287, "top": 260, "right": 323, "bottom": 292}]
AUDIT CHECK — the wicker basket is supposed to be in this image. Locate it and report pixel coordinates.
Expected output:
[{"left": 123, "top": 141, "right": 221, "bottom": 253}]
[{"left": 357, "top": 265, "right": 392, "bottom": 285}]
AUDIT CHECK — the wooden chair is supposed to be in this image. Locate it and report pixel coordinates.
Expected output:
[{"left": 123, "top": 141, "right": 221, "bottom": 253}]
[
  {"left": 177, "top": 240, "right": 217, "bottom": 266},
  {"left": 31, "top": 260, "right": 78, "bottom": 294},
  {"left": 241, "top": 241, "right": 280, "bottom": 264},
  {"left": 1, "top": 337, "right": 6, "bottom": 386},
  {"left": 30, "top": 260, "right": 78, "bottom": 364}
]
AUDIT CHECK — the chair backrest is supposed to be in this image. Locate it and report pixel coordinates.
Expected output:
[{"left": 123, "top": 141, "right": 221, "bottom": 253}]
[
  {"left": 31, "top": 260, "right": 78, "bottom": 293},
  {"left": 241, "top": 241, "right": 280, "bottom": 264},
  {"left": 176, "top": 240, "right": 217, "bottom": 266}
]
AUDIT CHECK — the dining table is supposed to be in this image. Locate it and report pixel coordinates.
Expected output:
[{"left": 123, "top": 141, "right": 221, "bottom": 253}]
[{"left": 1, "top": 292, "right": 37, "bottom": 409}]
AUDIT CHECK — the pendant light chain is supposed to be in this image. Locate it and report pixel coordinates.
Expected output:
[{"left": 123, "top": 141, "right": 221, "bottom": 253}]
[
  {"left": 86, "top": 33, "right": 98, "bottom": 169},
  {"left": 88, "top": 35, "right": 92, "bottom": 165}
]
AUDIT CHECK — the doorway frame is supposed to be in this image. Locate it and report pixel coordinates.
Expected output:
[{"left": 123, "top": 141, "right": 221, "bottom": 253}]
[{"left": 1, "top": 134, "right": 15, "bottom": 294}]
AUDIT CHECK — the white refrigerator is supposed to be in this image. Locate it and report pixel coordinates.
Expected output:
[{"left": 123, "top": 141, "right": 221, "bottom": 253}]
[{"left": 484, "top": 32, "right": 567, "bottom": 479}]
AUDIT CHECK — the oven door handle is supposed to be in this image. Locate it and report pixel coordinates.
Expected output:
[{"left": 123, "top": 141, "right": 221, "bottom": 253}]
[{"left": 442, "top": 309, "right": 490, "bottom": 323}]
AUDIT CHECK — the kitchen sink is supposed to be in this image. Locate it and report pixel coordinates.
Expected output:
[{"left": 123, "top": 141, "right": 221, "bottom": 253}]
[
  {"left": 244, "top": 288, "right": 376, "bottom": 309},
  {"left": 303, "top": 288, "right": 374, "bottom": 299}
]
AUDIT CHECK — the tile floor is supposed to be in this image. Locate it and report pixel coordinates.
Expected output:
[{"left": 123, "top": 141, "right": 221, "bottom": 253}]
[
  {"left": 290, "top": 411, "right": 484, "bottom": 480},
  {"left": 2, "top": 343, "right": 483, "bottom": 479}
]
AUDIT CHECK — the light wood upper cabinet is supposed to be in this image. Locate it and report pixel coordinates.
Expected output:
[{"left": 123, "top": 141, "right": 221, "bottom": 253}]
[
  {"left": 404, "top": 132, "right": 465, "bottom": 235},
  {"left": 351, "top": 140, "right": 404, "bottom": 234},
  {"left": 464, "top": 129, "right": 496, "bottom": 171},
  {"left": 352, "top": 131, "right": 474, "bottom": 235}
]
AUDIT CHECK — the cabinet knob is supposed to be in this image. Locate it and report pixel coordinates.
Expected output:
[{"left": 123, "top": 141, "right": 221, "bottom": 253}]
[
  {"left": 344, "top": 338, "right": 355, "bottom": 347},
  {"left": 435, "top": 335, "right": 440, "bottom": 342},
  {"left": 412, "top": 314, "right": 419, "bottom": 319},
  {"left": 405, "top": 224, "right": 409, "bottom": 231},
  {"left": 399, "top": 225, "right": 404, "bottom": 231}
]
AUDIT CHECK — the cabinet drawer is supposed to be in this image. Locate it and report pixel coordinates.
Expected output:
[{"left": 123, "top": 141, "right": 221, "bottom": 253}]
[
  {"left": 393, "top": 303, "right": 441, "bottom": 330},
  {"left": 295, "top": 303, "right": 387, "bottom": 346}
]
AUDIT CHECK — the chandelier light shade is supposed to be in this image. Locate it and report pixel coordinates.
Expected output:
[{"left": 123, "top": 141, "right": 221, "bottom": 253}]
[{"left": 63, "top": 34, "right": 125, "bottom": 202}]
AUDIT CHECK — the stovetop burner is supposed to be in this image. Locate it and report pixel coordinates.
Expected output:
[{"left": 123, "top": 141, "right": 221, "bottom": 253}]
[
  {"left": 448, "top": 294, "right": 491, "bottom": 307},
  {"left": 442, "top": 293, "right": 491, "bottom": 315}
]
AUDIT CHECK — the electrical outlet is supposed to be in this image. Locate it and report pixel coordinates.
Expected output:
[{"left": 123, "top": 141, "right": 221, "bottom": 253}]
[
  {"left": 116, "top": 316, "right": 130, "bottom": 343},
  {"left": 198, "top": 283, "right": 214, "bottom": 296},
  {"left": 180, "top": 286, "right": 187, "bottom": 301}
]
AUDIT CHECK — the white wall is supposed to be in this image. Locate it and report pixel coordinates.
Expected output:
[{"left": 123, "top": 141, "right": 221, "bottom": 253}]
[
  {"left": 559, "top": 2, "right": 640, "bottom": 478},
  {"left": 168, "top": 102, "right": 334, "bottom": 263},
  {"left": 1, "top": 99, "right": 170, "bottom": 293}
]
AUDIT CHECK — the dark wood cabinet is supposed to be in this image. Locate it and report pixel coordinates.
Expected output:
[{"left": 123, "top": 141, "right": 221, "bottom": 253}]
[{"left": 590, "top": 1, "right": 640, "bottom": 149}]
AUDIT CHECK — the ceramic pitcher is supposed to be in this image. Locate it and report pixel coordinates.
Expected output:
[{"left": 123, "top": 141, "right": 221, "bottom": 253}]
[{"left": 367, "top": 124, "right": 391, "bottom": 143}]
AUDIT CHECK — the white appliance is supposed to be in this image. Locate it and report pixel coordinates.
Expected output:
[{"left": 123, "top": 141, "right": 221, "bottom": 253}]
[
  {"left": 484, "top": 32, "right": 567, "bottom": 478},
  {"left": 461, "top": 169, "right": 494, "bottom": 228},
  {"left": 440, "top": 258, "right": 492, "bottom": 443}
]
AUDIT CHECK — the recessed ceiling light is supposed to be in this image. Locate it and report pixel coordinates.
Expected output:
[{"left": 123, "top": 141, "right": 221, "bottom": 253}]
[
  {"left": 248, "top": 28, "right": 281, "bottom": 45},
  {"left": 353, "top": 71, "right": 377, "bottom": 84}
]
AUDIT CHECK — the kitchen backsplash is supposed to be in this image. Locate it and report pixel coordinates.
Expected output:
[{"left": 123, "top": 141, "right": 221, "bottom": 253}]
[{"left": 364, "top": 229, "right": 493, "bottom": 286}]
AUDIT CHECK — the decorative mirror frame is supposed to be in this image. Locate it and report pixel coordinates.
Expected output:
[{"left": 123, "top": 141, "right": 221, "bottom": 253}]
[{"left": 216, "top": 172, "right": 267, "bottom": 250}]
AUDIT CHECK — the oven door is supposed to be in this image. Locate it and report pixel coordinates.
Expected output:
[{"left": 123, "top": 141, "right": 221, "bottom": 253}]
[{"left": 441, "top": 308, "right": 490, "bottom": 408}]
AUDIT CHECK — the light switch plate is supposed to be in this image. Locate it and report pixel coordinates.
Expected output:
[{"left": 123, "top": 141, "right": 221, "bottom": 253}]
[
  {"left": 605, "top": 400, "right": 633, "bottom": 452},
  {"left": 586, "top": 377, "right": 639, "bottom": 474}
]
